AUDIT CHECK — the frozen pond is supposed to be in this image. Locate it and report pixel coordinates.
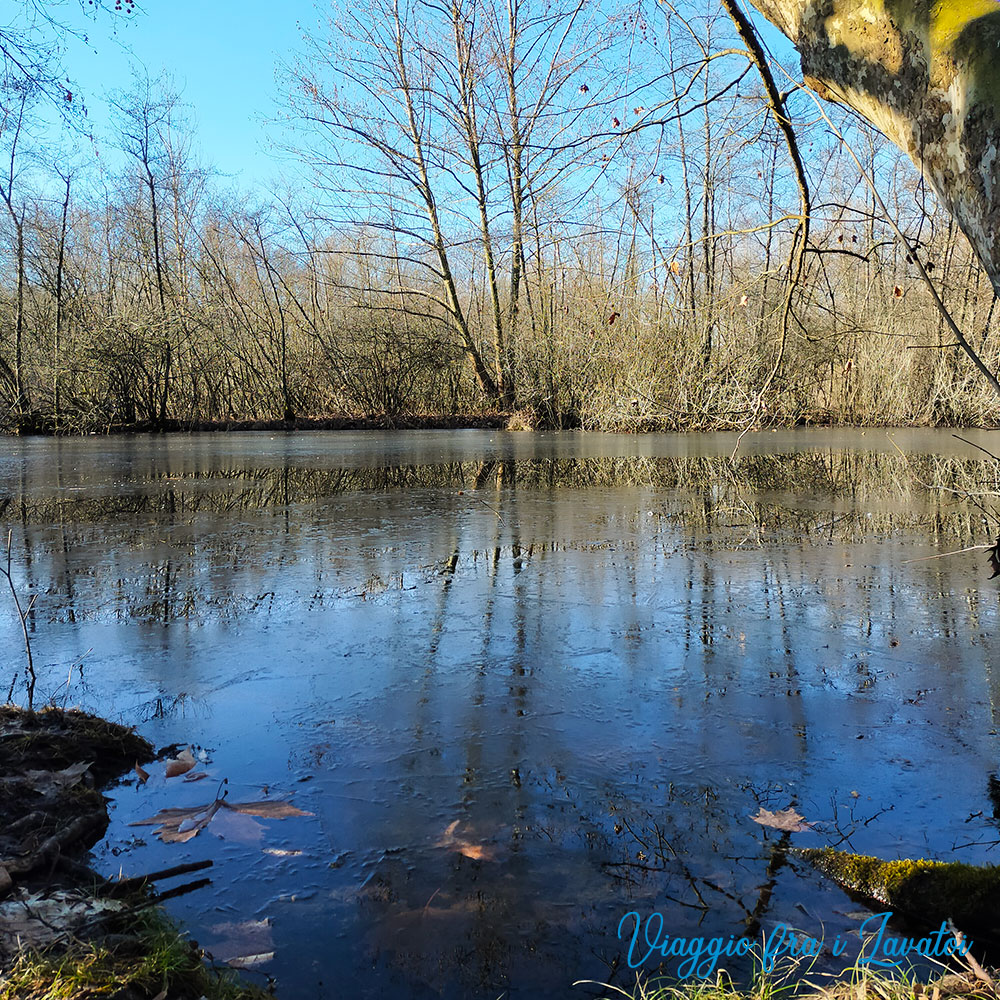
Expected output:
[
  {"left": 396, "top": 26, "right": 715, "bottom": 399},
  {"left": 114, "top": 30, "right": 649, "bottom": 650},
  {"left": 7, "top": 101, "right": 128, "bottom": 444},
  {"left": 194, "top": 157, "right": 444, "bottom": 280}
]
[{"left": 2, "top": 428, "right": 1000, "bottom": 997}]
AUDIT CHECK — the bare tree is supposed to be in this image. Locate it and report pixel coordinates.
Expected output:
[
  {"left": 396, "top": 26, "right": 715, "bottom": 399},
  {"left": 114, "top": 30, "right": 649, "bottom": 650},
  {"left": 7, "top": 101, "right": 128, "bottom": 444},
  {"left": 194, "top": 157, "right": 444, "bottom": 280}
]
[
  {"left": 0, "top": 86, "right": 33, "bottom": 419},
  {"left": 109, "top": 75, "right": 191, "bottom": 426},
  {"left": 2, "top": 0, "right": 138, "bottom": 112},
  {"left": 286, "top": 0, "right": 630, "bottom": 408}
]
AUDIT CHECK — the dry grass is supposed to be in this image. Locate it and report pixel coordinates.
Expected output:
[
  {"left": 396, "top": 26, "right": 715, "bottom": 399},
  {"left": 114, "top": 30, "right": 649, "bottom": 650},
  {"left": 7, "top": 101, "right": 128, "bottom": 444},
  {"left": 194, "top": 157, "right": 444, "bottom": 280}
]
[{"left": 578, "top": 936, "right": 1000, "bottom": 1000}]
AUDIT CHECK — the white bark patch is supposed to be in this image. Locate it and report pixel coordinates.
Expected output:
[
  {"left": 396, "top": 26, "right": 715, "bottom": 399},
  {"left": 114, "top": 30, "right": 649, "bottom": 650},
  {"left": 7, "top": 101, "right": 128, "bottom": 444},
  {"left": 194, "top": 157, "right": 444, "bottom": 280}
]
[{"left": 981, "top": 142, "right": 998, "bottom": 202}]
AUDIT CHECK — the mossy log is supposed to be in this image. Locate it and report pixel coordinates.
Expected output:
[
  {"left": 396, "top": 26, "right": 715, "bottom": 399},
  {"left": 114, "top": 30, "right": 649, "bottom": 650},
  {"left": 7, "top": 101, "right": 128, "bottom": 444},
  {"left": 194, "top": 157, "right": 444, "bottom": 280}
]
[{"left": 795, "top": 847, "right": 1000, "bottom": 931}]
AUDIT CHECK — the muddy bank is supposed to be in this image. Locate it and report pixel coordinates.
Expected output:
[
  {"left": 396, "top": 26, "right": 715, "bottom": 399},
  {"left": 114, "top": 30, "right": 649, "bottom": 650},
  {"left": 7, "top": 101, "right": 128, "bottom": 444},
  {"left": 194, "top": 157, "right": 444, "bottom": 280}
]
[
  {"left": 0, "top": 706, "right": 267, "bottom": 1000},
  {"left": 8, "top": 412, "right": 522, "bottom": 436},
  {"left": 0, "top": 706, "right": 152, "bottom": 893},
  {"left": 7, "top": 406, "right": 1000, "bottom": 437}
]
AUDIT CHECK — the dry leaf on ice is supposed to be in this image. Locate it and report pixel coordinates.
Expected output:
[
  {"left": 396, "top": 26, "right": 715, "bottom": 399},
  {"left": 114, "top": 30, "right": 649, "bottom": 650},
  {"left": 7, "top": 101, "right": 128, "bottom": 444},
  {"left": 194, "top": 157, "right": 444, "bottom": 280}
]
[
  {"left": 435, "top": 820, "right": 497, "bottom": 861},
  {"left": 133, "top": 799, "right": 225, "bottom": 843},
  {"left": 226, "top": 800, "right": 314, "bottom": 819},
  {"left": 164, "top": 747, "right": 196, "bottom": 778},
  {"left": 131, "top": 797, "right": 312, "bottom": 844},
  {"left": 751, "top": 807, "right": 814, "bottom": 833}
]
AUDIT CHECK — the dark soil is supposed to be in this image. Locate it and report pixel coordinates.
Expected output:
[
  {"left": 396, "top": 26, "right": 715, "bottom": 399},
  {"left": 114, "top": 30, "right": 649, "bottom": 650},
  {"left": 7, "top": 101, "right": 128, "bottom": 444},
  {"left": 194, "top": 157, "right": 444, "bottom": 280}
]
[
  {"left": 0, "top": 706, "right": 267, "bottom": 1000},
  {"left": 11, "top": 412, "right": 517, "bottom": 436},
  {"left": 0, "top": 705, "right": 152, "bottom": 783},
  {"left": 0, "top": 707, "right": 153, "bottom": 889}
]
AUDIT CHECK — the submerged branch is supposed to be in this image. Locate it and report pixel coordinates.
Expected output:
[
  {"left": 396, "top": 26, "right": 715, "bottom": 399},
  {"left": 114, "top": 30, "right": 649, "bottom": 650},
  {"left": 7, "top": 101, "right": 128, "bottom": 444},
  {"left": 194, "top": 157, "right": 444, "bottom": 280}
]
[{"left": 2, "top": 530, "right": 36, "bottom": 708}]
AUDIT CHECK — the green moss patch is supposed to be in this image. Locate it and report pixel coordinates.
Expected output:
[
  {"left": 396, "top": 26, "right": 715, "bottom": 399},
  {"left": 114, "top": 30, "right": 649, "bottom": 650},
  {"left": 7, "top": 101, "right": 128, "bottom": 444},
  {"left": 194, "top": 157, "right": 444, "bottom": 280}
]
[
  {"left": 794, "top": 848, "right": 1000, "bottom": 931},
  {"left": 0, "top": 908, "right": 270, "bottom": 1000}
]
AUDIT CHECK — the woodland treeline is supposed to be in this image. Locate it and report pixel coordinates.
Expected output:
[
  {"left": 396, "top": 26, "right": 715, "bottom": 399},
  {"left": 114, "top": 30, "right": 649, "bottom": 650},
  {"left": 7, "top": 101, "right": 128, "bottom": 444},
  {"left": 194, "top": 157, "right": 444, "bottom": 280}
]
[{"left": 1, "top": 0, "right": 998, "bottom": 433}]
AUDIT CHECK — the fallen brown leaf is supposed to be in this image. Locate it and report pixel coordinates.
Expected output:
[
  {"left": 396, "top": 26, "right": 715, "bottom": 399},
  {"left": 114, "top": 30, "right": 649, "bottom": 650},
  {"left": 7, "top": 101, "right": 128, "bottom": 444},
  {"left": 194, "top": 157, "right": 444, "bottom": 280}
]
[
  {"left": 169, "top": 800, "right": 226, "bottom": 843},
  {"left": 226, "top": 800, "right": 312, "bottom": 819},
  {"left": 751, "top": 807, "right": 814, "bottom": 833},
  {"left": 131, "top": 797, "right": 312, "bottom": 844},
  {"left": 434, "top": 820, "right": 497, "bottom": 861},
  {"left": 164, "top": 747, "right": 196, "bottom": 778},
  {"left": 455, "top": 843, "right": 495, "bottom": 861}
]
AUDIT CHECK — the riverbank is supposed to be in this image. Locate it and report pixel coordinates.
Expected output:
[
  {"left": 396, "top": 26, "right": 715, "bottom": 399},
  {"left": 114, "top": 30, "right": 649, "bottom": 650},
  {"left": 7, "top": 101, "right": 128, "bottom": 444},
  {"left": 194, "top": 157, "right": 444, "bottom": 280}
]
[
  {"left": 7, "top": 411, "right": 519, "bottom": 436},
  {"left": 0, "top": 706, "right": 268, "bottom": 1000},
  {"left": 7, "top": 407, "right": 1000, "bottom": 437}
]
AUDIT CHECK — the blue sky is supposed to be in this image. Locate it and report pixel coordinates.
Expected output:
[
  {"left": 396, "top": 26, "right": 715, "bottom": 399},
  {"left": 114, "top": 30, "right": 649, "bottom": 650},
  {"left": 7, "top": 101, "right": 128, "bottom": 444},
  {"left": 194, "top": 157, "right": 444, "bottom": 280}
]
[
  {"left": 53, "top": 0, "right": 799, "bottom": 193},
  {"left": 60, "top": 0, "right": 320, "bottom": 188}
]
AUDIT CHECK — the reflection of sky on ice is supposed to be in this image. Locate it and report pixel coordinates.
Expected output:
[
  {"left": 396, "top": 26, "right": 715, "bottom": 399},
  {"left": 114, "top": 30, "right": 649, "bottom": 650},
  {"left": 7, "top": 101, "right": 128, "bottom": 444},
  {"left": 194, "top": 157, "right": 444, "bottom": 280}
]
[{"left": 1, "top": 429, "right": 999, "bottom": 998}]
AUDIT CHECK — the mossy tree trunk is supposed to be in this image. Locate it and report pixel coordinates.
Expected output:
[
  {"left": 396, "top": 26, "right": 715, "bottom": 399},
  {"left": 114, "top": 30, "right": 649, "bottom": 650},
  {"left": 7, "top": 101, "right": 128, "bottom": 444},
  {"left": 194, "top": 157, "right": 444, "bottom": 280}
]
[{"left": 745, "top": 0, "right": 1000, "bottom": 298}]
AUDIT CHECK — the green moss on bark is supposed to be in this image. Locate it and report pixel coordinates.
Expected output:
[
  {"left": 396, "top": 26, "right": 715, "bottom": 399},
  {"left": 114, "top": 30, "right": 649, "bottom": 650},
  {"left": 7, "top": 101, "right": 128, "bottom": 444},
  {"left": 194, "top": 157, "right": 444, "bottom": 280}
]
[{"left": 796, "top": 847, "right": 1000, "bottom": 929}]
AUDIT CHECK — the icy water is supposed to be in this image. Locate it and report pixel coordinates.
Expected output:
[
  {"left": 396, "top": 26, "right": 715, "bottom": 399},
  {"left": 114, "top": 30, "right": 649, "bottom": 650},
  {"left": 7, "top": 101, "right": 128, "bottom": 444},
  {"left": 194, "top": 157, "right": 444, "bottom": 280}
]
[{"left": 2, "top": 428, "right": 1000, "bottom": 997}]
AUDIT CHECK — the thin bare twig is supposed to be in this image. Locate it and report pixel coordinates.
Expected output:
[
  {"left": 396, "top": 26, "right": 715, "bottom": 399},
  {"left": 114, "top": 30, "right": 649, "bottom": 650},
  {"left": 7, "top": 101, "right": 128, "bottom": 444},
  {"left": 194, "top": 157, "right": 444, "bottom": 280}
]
[
  {"left": 901, "top": 545, "right": 993, "bottom": 565},
  {"left": 947, "top": 920, "right": 994, "bottom": 988},
  {"left": 467, "top": 494, "right": 506, "bottom": 525},
  {"left": 1, "top": 529, "right": 36, "bottom": 708},
  {"left": 952, "top": 434, "right": 1000, "bottom": 464}
]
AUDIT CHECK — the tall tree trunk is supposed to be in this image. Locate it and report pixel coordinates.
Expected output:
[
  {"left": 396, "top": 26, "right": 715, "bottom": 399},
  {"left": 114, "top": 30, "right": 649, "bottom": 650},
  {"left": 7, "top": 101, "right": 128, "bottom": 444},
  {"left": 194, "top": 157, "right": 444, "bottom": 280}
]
[
  {"left": 14, "top": 210, "right": 26, "bottom": 416},
  {"left": 54, "top": 172, "right": 71, "bottom": 425},
  {"left": 700, "top": 19, "right": 715, "bottom": 365}
]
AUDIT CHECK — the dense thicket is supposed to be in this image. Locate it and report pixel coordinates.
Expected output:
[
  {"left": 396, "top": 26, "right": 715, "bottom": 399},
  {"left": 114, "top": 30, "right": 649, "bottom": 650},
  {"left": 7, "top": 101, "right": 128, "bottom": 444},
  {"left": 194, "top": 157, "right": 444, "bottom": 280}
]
[{"left": 0, "top": 2, "right": 997, "bottom": 433}]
